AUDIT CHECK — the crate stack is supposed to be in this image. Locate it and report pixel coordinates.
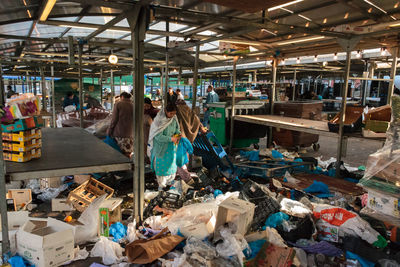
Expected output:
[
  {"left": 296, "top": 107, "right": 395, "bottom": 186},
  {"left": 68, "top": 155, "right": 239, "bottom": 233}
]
[
  {"left": 360, "top": 97, "right": 400, "bottom": 242},
  {"left": 1, "top": 116, "right": 43, "bottom": 162}
]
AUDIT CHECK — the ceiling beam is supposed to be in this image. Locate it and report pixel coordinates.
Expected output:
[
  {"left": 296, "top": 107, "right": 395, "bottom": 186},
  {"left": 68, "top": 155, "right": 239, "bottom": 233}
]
[
  {"left": 337, "top": 0, "right": 381, "bottom": 22},
  {"left": 63, "top": 0, "right": 349, "bottom": 39}
]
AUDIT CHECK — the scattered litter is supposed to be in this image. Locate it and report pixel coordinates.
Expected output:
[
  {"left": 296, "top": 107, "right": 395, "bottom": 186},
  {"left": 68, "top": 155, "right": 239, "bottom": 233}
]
[{"left": 90, "top": 236, "right": 125, "bottom": 266}]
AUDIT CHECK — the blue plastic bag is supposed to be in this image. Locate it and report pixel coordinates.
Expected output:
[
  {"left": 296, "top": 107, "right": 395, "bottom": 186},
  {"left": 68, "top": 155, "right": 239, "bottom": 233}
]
[
  {"left": 263, "top": 212, "right": 289, "bottom": 229},
  {"left": 109, "top": 222, "right": 127, "bottom": 242},
  {"left": 271, "top": 150, "right": 284, "bottom": 159},
  {"left": 240, "top": 150, "right": 260, "bottom": 161},
  {"left": 104, "top": 136, "right": 121, "bottom": 152},
  {"left": 176, "top": 137, "right": 193, "bottom": 167}
]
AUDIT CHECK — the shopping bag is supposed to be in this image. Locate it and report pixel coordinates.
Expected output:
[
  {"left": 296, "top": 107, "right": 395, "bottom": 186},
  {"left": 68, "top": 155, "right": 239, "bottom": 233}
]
[
  {"left": 104, "top": 136, "right": 121, "bottom": 152},
  {"left": 125, "top": 227, "right": 185, "bottom": 264}
]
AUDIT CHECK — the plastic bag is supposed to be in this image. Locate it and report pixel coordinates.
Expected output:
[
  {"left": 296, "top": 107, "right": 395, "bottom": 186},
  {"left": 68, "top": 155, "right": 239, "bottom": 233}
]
[
  {"left": 280, "top": 198, "right": 312, "bottom": 218},
  {"left": 37, "top": 184, "right": 68, "bottom": 202},
  {"left": 110, "top": 222, "right": 127, "bottom": 242},
  {"left": 85, "top": 114, "right": 112, "bottom": 136},
  {"left": 216, "top": 227, "right": 249, "bottom": 266},
  {"left": 127, "top": 220, "right": 138, "bottom": 243},
  {"left": 25, "top": 179, "right": 40, "bottom": 194},
  {"left": 184, "top": 237, "right": 218, "bottom": 259},
  {"left": 144, "top": 216, "right": 166, "bottom": 230},
  {"left": 361, "top": 95, "right": 400, "bottom": 186},
  {"left": 75, "top": 194, "right": 107, "bottom": 244},
  {"left": 313, "top": 203, "right": 387, "bottom": 248},
  {"left": 90, "top": 236, "right": 125, "bottom": 265},
  {"left": 164, "top": 202, "right": 218, "bottom": 235}
]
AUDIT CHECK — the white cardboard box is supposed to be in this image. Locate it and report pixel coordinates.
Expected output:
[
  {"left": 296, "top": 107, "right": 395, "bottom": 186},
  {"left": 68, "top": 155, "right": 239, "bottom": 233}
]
[
  {"left": 180, "top": 216, "right": 216, "bottom": 239},
  {"left": 0, "top": 230, "right": 18, "bottom": 255},
  {"left": 17, "top": 218, "right": 75, "bottom": 267},
  {"left": 51, "top": 198, "right": 74, "bottom": 212},
  {"left": 0, "top": 211, "right": 30, "bottom": 231},
  {"left": 215, "top": 197, "right": 255, "bottom": 236},
  {"left": 367, "top": 189, "right": 400, "bottom": 218}
]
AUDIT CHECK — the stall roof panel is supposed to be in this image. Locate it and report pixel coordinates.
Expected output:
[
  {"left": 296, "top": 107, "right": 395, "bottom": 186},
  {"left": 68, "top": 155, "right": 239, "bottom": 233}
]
[
  {"left": 31, "top": 24, "right": 66, "bottom": 38},
  {"left": 0, "top": 21, "right": 31, "bottom": 36}
]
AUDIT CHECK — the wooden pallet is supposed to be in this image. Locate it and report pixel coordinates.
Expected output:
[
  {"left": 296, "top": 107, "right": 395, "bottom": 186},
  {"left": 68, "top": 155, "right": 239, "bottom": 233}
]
[{"left": 67, "top": 178, "right": 114, "bottom": 212}]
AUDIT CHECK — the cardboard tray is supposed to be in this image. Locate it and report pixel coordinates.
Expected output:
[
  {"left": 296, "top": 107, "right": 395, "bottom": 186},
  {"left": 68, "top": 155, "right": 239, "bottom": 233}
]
[{"left": 328, "top": 106, "right": 364, "bottom": 133}]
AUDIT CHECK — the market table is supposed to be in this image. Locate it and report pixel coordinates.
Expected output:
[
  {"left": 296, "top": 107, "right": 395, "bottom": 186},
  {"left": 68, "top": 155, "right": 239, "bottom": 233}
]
[
  {"left": 5, "top": 127, "right": 132, "bottom": 180},
  {"left": 235, "top": 114, "right": 339, "bottom": 137}
]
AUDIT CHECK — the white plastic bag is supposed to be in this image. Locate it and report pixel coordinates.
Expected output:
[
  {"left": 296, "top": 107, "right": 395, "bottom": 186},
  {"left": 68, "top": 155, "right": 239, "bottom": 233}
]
[
  {"left": 75, "top": 194, "right": 106, "bottom": 244},
  {"left": 90, "top": 236, "right": 125, "bottom": 265},
  {"left": 144, "top": 215, "right": 165, "bottom": 230},
  {"left": 280, "top": 198, "right": 312, "bottom": 218},
  {"left": 37, "top": 184, "right": 68, "bottom": 202},
  {"left": 127, "top": 220, "right": 138, "bottom": 243},
  {"left": 216, "top": 227, "right": 249, "bottom": 266}
]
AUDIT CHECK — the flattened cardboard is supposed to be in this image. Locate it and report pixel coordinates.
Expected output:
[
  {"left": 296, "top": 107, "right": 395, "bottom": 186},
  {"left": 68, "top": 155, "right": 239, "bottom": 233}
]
[{"left": 52, "top": 198, "right": 74, "bottom": 212}]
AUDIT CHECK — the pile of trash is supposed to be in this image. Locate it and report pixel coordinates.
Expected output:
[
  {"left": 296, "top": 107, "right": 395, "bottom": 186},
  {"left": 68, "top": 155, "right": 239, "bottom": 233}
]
[{"left": 3, "top": 145, "right": 400, "bottom": 267}]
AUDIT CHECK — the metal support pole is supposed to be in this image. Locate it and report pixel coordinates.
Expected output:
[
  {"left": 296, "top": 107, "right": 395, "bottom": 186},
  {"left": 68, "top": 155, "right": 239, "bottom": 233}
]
[
  {"left": 33, "top": 75, "right": 37, "bottom": 96},
  {"left": 229, "top": 57, "right": 238, "bottom": 153},
  {"left": 192, "top": 44, "right": 199, "bottom": 109},
  {"left": 335, "top": 50, "right": 352, "bottom": 177},
  {"left": 51, "top": 64, "right": 56, "bottom": 127},
  {"left": 164, "top": 20, "right": 169, "bottom": 106},
  {"left": 128, "top": 7, "right": 147, "bottom": 222},
  {"left": 292, "top": 69, "right": 297, "bottom": 101},
  {"left": 26, "top": 72, "right": 30, "bottom": 94},
  {"left": 388, "top": 47, "right": 399, "bottom": 105},
  {"left": 361, "top": 61, "right": 368, "bottom": 106},
  {"left": 100, "top": 68, "right": 103, "bottom": 107},
  {"left": 78, "top": 43, "right": 84, "bottom": 128},
  {"left": 267, "top": 60, "right": 277, "bottom": 147},
  {"left": 40, "top": 67, "right": 47, "bottom": 112},
  {"left": 0, "top": 125, "right": 9, "bottom": 255},
  {"left": 0, "top": 65, "right": 5, "bottom": 105},
  {"left": 111, "top": 69, "right": 115, "bottom": 109},
  {"left": 160, "top": 70, "right": 164, "bottom": 105}
]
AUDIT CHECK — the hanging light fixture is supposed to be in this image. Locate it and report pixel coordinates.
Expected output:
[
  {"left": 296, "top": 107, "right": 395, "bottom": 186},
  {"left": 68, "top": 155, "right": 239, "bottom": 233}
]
[
  {"left": 296, "top": 57, "right": 300, "bottom": 63},
  {"left": 333, "top": 53, "right": 338, "bottom": 60},
  {"left": 314, "top": 55, "right": 318, "bottom": 62},
  {"left": 150, "top": 67, "right": 153, "bottom": 71},
  {"left": 323, "top": 61, "right": 328, "bottom": 66},
  {"left": 108, "top": 54, "right": 118, "bottom": 64},
  {"left": 356, "top": 50, "right": 362, "bottom": 58}
]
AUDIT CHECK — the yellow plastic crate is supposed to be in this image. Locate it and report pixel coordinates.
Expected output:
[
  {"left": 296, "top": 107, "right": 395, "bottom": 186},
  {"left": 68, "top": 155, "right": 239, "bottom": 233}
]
[
  {"left": 2, "top": 139, "right": 41, "bottom": 152},
  {"left": 2, "top": 128, "right": 41, "bottom": 142},
  {"left": 3, "top": 148, "right": 41, "bottom": 162}
]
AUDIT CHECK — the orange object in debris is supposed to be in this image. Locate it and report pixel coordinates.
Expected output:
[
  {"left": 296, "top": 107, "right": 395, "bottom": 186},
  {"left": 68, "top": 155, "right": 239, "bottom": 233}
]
[{"left": 64, "top": 216, "right": 72, "bottom": 222}]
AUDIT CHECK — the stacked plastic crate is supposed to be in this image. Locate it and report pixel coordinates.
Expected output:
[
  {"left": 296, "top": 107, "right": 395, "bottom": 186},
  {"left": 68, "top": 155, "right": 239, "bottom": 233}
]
[{"left": 2, "top": 116, "right": 43, "bottom": 162}]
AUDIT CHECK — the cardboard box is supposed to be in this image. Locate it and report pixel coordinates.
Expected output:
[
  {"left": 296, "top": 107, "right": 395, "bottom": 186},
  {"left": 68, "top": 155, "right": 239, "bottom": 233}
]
[
  {"left": 215, "top": 197, "right": 255, "bottom": 236},
  {"left": 99, "top": 198, "right": 122, "bottom": 237},
  {"left": 0, "top": 230, "right": 18, "bottom": 255},
  {"left": 40, "top": 177, "right": 62, "bottom": 189},
  {"left": 73, "top": 174, "right": 91, "bottom": 185},
  {"left": 0, "top": 211, "right": 31, "bottom": 232},
  {"left": 17, "top": 218, "right": 75, "bottom": 267},
  {"left": 51, "top": 198, "right": 74, "bottom": 212},
  {"left": 367, "top": 189, "right": 400, "bottom": 218},
  {"left": 181, "top": 216, "right": 216, "bottom": 239}
]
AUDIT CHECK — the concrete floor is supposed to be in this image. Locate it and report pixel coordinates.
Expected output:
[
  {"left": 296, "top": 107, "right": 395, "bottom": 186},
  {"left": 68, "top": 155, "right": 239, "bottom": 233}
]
[{"left": 303, "top": 135, "right": 384, "bottom": 167}]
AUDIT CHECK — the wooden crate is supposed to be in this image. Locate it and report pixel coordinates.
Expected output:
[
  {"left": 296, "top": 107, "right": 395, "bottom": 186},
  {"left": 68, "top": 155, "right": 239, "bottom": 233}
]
[
  {"left": 365, "top": 120, "right": 389, "bottom": 133},
  {"left": 7, "top": 189, "right": 32, "bottom": 211},
  {"left": 274, "top": 101, "right": 323, "bottom": 120},
  {"left": 67, "top": 178, "right": 114, "bottom": 212},
  {"left": 366, "top": 105, "right": 391, "bottom": 121}
]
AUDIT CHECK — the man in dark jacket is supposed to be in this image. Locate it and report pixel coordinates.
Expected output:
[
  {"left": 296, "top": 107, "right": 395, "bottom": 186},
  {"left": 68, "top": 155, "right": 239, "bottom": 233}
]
[
  {"left": 107, "top": 92, "right": 134, "bottom": 156},
  {"left": 167, "top": 87, "right": 177, "bottom": 105}
]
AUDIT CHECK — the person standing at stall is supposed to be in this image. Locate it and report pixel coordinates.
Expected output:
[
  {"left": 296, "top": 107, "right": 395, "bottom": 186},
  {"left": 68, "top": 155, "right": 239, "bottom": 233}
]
[
  {"left": 107, "top": 92, "right": 134, "bottom": 157},
  {"left": 203, "top": 85, "right": 219, "bottom": 127},
  {"left": 148, "top": 103, "right": 181, "bottom": 190}
]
